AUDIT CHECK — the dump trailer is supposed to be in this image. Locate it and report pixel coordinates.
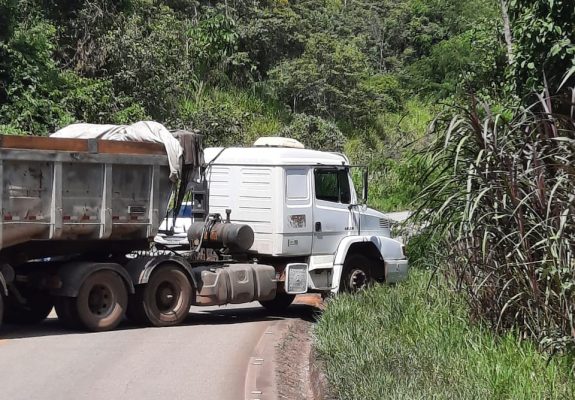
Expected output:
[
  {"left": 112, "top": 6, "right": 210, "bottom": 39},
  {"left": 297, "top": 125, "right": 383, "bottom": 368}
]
[{"left": 0, "top": 134, "right": 276, "bottom": 331}]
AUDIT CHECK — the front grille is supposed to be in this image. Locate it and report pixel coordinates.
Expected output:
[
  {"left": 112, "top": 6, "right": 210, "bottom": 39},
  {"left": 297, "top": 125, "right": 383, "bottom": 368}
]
[{"left": 379, "top": 218, "right": 390, "bottom": 229}]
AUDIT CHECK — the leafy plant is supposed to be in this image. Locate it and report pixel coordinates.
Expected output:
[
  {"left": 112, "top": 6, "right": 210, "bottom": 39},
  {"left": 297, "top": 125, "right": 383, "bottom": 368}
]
[
  {"left": 278, "top": 113, "right": 345, "bottom": 152},
  {"left": 415, "top": 90, "right": 575, "bottom": 352},
  {"left": 510, "top": 0, "right": 575, "bottom": 95}
]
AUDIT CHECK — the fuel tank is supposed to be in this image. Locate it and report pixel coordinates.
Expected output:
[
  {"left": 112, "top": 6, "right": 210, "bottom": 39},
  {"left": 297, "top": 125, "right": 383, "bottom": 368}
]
[
  {"left": 193, "top": 264, "right": 277, "bottom": 306},
  {"left": 187, "top": 221, "right": 254, "bottom": 252}
]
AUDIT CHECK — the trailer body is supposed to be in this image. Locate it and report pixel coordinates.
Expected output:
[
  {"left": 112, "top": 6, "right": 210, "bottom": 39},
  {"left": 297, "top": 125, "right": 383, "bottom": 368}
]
[{"left": 1, "top": 135, "right": 172, "bottom": 257}]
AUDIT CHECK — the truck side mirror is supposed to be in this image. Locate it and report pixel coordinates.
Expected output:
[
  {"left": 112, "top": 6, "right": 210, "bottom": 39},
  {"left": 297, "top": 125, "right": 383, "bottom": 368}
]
[{"left": 362, "top": 168, "right": 368, "bottom": 203}]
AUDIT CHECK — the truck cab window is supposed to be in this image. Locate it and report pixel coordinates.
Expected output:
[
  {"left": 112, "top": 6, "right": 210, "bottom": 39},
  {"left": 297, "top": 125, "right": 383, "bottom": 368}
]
[{"left": 314, "top": 169, "right": 351, "bottom": 204}]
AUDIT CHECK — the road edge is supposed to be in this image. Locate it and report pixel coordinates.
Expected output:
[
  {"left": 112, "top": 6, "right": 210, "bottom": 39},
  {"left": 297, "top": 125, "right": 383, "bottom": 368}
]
[
  {"left": 309, "top": 344, "right": 330, "bottom": 400},
  {"left": 244, "top": 320, "right": 290, "bottom": 400}
]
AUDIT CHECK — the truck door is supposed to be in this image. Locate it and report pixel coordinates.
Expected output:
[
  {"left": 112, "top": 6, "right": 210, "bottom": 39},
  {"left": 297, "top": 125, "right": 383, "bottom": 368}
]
[{"left": 311, "top": 168, "right": 359, "bottom": 255}]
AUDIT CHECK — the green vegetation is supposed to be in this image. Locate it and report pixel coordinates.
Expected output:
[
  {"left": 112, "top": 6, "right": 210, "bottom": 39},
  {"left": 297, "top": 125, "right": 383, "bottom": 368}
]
[
  {"left": 315, "top": 270, "right": 575, "bottom": 400},
  {"left": 313, "top": 1, "right": 575, "bottom": 397},
  {"left": 2, "top": 0, "right": 575, "bottom": 396},
  {"left": 415, "top": 92, "right": 575, "bottom": 353},
  {"left": 0, "top": 0, "right": 502, "bottom": 211}
]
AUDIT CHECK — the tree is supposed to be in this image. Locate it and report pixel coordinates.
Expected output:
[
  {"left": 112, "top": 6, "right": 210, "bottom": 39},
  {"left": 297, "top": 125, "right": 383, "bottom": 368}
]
[{"left": 509, "top": 0, "right": 575, "bottom": 94}]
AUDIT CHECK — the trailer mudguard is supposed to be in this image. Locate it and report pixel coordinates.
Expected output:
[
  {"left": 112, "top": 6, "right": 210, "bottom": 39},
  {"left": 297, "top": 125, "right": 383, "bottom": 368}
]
[
  {"left": 124, "top": 255, "right": 198, "bottom": 289},
  {"left": 331, "top": 235, "right": 406, "bottom": 293},
  {"left": 52, "top": 262, "right": 136, "bottom": 297}
]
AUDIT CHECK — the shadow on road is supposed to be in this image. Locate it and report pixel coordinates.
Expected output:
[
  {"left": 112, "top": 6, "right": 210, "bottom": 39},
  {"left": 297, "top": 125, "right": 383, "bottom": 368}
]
[
  {"left": 192, "top": 303, "right": 321, "bottom": 325},
  {"left": 0, "top": 299, "right": 323, "bottom": 340}
]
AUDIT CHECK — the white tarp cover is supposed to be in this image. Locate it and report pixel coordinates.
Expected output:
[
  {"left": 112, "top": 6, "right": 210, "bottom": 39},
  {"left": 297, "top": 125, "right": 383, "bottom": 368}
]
[{"left": 51, "top": 121, "right": 182, "bottom": 181}]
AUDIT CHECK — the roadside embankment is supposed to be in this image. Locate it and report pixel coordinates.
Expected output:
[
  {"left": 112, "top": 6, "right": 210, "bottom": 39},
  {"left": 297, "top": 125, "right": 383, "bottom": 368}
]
[{"left": 313, "top": 269, "right": 575, "bottom": 399}]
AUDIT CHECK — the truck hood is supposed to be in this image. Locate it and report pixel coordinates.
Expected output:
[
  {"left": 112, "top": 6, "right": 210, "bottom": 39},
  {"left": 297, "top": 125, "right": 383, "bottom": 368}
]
[{"left": 359, "top": 207, "right": 391, "bottom": 235}]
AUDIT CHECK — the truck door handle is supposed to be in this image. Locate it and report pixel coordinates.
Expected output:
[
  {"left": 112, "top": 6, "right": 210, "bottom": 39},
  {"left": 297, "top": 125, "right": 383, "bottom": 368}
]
[{"left": 315, "top": 222, "right": 322, "bottom": 232}]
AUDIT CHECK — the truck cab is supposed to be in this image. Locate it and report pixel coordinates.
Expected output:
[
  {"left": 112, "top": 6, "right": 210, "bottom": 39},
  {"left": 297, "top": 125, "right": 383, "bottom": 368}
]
[{"left": 204, "top": 138, "right": 409, "bottom": 294}]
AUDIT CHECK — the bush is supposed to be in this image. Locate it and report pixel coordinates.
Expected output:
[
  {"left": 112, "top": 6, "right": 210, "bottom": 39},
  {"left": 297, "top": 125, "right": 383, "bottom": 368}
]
[
  {"left": 416, "top": 91, "right": 575, "bottom": 352},
  {"left": 0, "top": 20, "right": 73, "bottom": 134},
  {"left": 278, "top": 113, "right": 345, "bottom": 152},
  {"left": 176, "top": 87, "right": 287, "bottom": 146}
]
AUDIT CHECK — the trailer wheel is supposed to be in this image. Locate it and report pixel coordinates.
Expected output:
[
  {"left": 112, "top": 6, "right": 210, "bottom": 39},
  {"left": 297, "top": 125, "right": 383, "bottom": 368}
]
[
  {"left": 54, "top": 296, "right": 81, "bottom": 330},
  {"left": 127, "top": 265, "right": 192, "bottom": 327},
  {"left": 55, "top": 270, "right": 128, "bottom": 332},
  {"left": 259, "top": 292, "right": 295, "bottom": 313},
  {"left": 5, "top": 289, "right": 54, "bottom": 324},
  {"left": 341, "top": 254, "right": 373, "bottom": 293},
  {"left": 0, "top": 293, "right": 4, "bottom": 328}
]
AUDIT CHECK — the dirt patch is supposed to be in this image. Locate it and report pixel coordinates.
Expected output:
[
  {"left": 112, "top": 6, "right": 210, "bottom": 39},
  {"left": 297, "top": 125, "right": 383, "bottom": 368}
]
[
  {"left": 276, "top": 319, "right": 314, "bottom": 400},
  {"left": 309, "top": 346, "right": 332, "bottom": 400},
  {"left": 275, "top": 295, "right": 331, "bottom": 400}
]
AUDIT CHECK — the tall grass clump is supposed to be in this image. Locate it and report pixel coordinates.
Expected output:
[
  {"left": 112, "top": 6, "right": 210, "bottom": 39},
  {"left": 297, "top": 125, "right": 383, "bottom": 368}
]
[{"left": 416, "top": 88, "right": 575, "bottom": 353}]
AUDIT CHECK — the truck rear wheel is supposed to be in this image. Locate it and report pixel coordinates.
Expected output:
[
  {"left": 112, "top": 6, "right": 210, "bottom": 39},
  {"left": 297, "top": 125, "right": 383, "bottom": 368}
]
[
  {"left": 5, "top": 289, "right": 54, "bottom": 324},
  {"left": 341, "top": 254, "right": 373, "bottom": 293},
  {"left": 55, "top": 270, "right": 128, "bottom": 332},
  {"left": 259, "top": 292, "right": 295, "bottom": 313},
  {"left": 127, "top": 265, "right": 192, "bottom": 327}
]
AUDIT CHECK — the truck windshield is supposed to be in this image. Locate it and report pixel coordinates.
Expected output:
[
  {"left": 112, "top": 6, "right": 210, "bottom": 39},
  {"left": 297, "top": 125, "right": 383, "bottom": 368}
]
[{"left": 314, "top": 168, "right": 351, "bottom": 204}]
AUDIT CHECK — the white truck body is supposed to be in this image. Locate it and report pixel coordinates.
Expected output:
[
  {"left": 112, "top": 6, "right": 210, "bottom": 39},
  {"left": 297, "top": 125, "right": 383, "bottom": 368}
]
[{"left": 204, "top": 146, "right": 409, "bottom": 292}]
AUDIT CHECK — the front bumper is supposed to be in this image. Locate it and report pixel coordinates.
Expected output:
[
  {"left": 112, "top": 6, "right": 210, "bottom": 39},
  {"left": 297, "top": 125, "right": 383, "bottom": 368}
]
[{"left": 384, "top": 259, "right": 409, "bottom": 283}]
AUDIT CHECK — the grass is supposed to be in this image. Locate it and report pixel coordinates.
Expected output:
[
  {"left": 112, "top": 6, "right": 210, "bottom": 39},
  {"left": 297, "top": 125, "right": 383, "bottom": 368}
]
[{"left": 314, "top": 269, "right": 575, "bottom": 399}]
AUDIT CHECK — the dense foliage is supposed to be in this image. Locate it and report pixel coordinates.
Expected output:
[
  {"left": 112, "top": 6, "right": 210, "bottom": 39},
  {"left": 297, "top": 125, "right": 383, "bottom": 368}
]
[
  {"left": 411, "top": 0, "right": 575, "bottom": 353},
  {"left": 416, "top": 93, "right": 575, "bottom": 352},
  {"left": 510, "top": 0, "right": 575, "bottom": 95},
  {"left": 0, "top": 0, "right": 502, "bottom": 210}
]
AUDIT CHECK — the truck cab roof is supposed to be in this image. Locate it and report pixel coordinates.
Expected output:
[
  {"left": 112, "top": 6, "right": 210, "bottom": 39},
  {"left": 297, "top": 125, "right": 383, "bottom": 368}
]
[{"left": 204, "top": 146, "right": 350, "bottom": 167}]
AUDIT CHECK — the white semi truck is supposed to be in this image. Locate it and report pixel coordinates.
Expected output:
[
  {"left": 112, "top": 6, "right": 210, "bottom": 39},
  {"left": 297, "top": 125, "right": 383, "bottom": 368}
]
[{"left": 0, "top": 133, "right": 408, "bottom": 332}]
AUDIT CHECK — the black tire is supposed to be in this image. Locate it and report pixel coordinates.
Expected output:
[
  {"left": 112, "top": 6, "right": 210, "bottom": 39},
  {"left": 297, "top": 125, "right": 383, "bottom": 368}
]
[
  {"left": 259, "top": 292, "right": 295, "bottom": 313},
  {"left": 56, "top": 270, "right": 128, "bottom": 332},
  {"left": 0, "top": 294, "right": 4, "bottom": 328},
  {"left": 341, "top": 254, "right": 373, "bottom": 293},
  {"left": 127, "top": 265, "right": 192, "bottom": 327},
  {"left": 54, "top": 296, "right": 82, "bottom": 330},
  {"left": 5, "top": 289, "right": 53, "bottom": 324}
]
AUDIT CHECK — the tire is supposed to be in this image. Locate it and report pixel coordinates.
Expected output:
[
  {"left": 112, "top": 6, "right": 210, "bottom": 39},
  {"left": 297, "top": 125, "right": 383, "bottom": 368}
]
[
  {"left": 5, "top": 289, "right": 53, "bottom": 324},
  {"left": 259, "top": 292, "right": 295, "bottom": 313},
  {"left": 54, "top": 296, "right": 82, "bottom": 330},
  {"left": 0, "top": 294, "right": 4, "bottom": 328},
  {"left": 127, "top": 265, "right": 192, "bottom": 327},
  {"left": 341, "top": 254, "right": 373, "bottom": 293},
  {"left": 55, "top": 270, "right": 128, "bottom": 332}
]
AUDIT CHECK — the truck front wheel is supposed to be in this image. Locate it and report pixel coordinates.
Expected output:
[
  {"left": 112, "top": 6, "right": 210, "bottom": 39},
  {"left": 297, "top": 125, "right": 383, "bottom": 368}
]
[
  {"left": 55, "top": 270, "right": 128, "bottom": 332},
  {"left": 127, "top": 265, "right": 192, "bottom": 327},
  {"left": 341, "top": 254, "right": 373, "bottom": 293}
]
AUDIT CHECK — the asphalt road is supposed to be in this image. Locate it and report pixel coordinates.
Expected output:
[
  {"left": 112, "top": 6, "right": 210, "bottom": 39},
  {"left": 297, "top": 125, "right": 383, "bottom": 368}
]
[{"left": 0, "top": 302, "right": 316, "bottom": 400}]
